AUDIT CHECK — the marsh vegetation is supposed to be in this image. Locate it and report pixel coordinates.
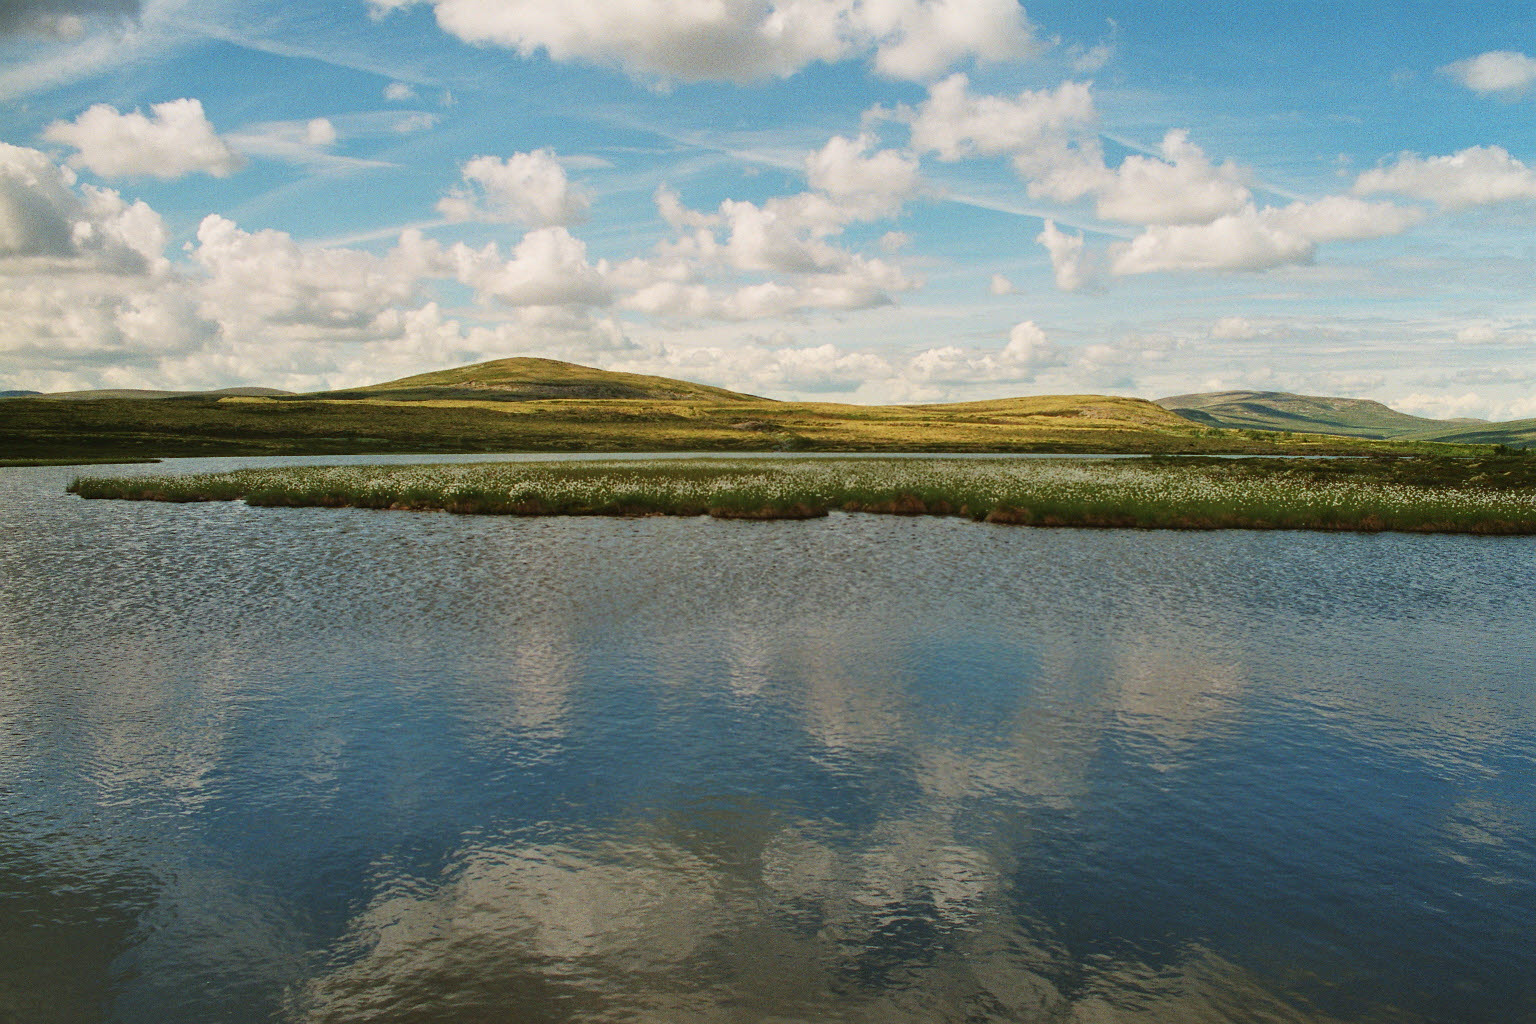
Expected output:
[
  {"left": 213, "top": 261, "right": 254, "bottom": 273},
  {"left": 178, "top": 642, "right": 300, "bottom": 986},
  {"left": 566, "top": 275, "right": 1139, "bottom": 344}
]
[{"left": 70, "top": 454, "right": 1536, "bottom": 534}]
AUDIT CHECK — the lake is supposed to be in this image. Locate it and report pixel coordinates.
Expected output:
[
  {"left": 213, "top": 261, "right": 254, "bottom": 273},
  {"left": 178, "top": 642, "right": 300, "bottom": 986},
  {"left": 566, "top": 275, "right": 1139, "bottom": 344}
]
[{"left": 2, "top": 455, "right": 1533, "bottom": 1023}]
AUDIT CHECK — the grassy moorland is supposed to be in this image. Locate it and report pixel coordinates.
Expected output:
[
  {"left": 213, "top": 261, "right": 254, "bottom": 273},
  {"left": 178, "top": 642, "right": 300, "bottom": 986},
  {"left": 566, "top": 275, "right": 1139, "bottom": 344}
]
[
  {"left": 0, "top": 390, "right": 1490, "bottom": 463},
  {"left": 69, "top": 454, "right": 1536, "bottom": 534},
  {"left": 1, "top": 356, "right": 1498, "bottom": 461}
]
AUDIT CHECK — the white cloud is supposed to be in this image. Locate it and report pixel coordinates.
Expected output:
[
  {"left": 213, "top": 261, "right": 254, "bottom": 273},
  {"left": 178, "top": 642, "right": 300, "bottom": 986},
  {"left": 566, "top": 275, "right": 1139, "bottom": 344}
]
[
  {"left": 858, "top": 0, "right": 1042, "bottom": 80},
  {"left": 448, "top": 227, "right": 611, "bottom": 308},
  {"left": 1109, "top": 207, "right": 1314, "bottom": 276},
  {"left": 1000, "top": 319, "right": 1061, "bottom": 369},
  {"left": 1092, "top": 130, "right": 1250, "bottom": 225},
  {"left": 191, "top": 215, "right": 435, "bottom": 330},
  {"left": 1262, "top": 194, "right": 1424, "bottom": 242},
  {"left": 988, "top": 273, "right": 1014, "bottom": 295},
  {"left": 1071, "top": 42, "right": 1112, "bottom": 74},
  {"left": 1442, "top": 51, "right": 1536, "bottom": 97},
  {"left": 906, "top": 320, "right": 1064, "bottom": 388},
  {"left": 0, "top": 142, "right": 166, "bottom": 274},
  {"left": 438, "top": 150, "right": 589, "bottom": 227},
  {"left": 1455, "top": 322, "right": 1498, "bottom": 345},
  {"left": 905, "top": 73, "right": 1097, "bottom": 162},
  {"left": 628, "top": 335, "right": 893, "bottom": 396},
  {"left": 616, "top": 178, "right": 920, "bottom": 322},
  {"left": 1210, "top": 316, "right": 1259, "bottom": 340},
  {"left": 305, "top": 118, "right": 337, "bottom": 147},
  {"left": 620, "top": 260, "right": 912, "bottom": 322},
  {"left": 1107, "top": 195, "right": 1423, "bottom": 278},
  {"left": 42, "top": 98, "right": 244, "bottom": 179},
  {"left": 903, "top": 77, "right": 1253, "bottom": 227},
  {"left": 383, "top": 81, "right": 418, "bottom": 101},
  {"left": 1352, "top": 145, "right": 1536, "bottom": 208},
  {"left": 804, "top": 134, "right": 920, "bottom": 219},
  {"left": 1035, "top": 219, "right": 1092, "bottom": 291},
  {"left": 392, "top": 113, "right": 439, "bottom": 134},
  {"left": 368, "top": 0, "right": 1039, "bottom": 84}
]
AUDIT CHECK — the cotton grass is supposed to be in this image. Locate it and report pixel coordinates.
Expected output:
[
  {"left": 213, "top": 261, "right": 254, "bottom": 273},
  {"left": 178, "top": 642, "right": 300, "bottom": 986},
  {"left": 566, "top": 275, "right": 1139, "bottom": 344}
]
[{"left": 69, "top": 456, "right": 1536, "bottom": 534}]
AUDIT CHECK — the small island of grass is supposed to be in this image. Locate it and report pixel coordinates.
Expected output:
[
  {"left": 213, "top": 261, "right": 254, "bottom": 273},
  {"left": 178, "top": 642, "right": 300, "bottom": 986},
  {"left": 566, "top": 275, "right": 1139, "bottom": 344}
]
[{"left": 68, "top": 454, "right": 1536, "bottom": 535}]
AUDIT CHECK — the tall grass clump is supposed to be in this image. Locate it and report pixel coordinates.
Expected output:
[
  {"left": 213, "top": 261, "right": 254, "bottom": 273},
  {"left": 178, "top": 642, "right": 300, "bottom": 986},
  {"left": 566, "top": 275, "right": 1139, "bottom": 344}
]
[{"left": 68, "top": 456, "right": 1536, "bottom": 535}]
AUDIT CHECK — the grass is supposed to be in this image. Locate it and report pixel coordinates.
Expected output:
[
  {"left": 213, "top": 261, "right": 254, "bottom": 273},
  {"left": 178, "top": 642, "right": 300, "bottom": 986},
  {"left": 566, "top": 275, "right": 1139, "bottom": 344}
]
[
  {"left": 1, "top": 392, "right": 1495, "bottom": 463},
  {"left": 0, "top": 456, "right": 160, "bottom": 468},
  {"left": 68, "top": 454, "right": 1536, "bottom": 535}
]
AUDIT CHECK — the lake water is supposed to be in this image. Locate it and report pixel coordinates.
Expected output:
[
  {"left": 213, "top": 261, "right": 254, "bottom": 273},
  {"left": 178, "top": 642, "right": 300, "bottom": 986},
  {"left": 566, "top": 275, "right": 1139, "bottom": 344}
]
[{"left": 2, "top": 456, "right": 1534, "bottom": 1023}]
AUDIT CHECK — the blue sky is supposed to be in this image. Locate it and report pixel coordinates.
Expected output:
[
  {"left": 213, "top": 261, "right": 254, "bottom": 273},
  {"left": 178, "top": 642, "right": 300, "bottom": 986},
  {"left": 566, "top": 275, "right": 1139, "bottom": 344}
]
[{"left": 2, "top": 0, "right": 1534, "bottom": 417}]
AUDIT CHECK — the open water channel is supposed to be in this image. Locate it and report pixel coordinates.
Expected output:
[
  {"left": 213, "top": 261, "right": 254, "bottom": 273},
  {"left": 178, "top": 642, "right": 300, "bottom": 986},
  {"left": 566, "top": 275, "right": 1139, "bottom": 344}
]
[{"left": 2, "top": 455, "right": 1533, "bottom": 1023}]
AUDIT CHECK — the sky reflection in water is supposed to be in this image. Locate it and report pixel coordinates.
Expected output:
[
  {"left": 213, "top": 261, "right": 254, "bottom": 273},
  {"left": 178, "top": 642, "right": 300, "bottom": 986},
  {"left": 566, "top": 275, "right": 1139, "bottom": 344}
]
[{"left": 1, "top": 457, "right": 1533, "bottom": 1023}]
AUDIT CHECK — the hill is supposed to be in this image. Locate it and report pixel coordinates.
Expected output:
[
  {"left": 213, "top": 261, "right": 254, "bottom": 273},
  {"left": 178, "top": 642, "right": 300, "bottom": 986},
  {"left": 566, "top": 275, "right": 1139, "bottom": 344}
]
[
  {"left": 314, "top": 356, "right": 762, "bottom": 403},
  {"left": 1155, "top": 390, "right": 1481, "bottom": 439},
  {"left": 1, "top": 358, "right": 1503, "bottom": 463},
  {"left": 1408, "top": 417, "right": 1536, "bottom": 448}
]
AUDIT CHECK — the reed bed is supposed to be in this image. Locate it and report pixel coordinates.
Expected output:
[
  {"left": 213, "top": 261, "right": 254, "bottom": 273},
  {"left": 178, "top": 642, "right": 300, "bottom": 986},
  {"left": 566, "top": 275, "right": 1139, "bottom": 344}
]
[{"left": 67, "top": 456, "right": 1536, "bottom": 534}]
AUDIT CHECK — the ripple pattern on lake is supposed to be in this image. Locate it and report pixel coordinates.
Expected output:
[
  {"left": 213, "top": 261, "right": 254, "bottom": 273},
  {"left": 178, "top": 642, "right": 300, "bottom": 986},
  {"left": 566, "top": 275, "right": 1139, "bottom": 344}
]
[{"left": 2, "top": 458, "right": 1534, "bottom": 1023}]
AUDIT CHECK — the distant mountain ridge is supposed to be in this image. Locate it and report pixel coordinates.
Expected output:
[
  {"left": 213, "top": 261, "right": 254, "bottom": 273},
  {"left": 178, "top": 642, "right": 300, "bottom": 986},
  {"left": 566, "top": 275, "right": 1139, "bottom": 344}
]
[
  {"left": 6, "top": 387, "right": 294, "bottom": 400},
  {"left": 7, "top": 364, "right": 1531, "bottom": 449},
  {"left": 1155, "top": 390, "right": 1485, "bottom": 440}
]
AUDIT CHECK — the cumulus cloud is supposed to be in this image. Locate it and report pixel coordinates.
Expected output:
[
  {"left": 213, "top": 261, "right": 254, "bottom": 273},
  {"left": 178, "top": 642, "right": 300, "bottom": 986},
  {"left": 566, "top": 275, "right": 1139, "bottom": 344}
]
[
  {"left": 804, "top": 134, "right": 921, "bottom": 219},
  {"left": 1262, "top": 194, "right": 1424, "bottom": 242},
  {"left": 0, "top": 0, "right": 138, "bottom": 37},
  {"left": 988, "top": 273, "right": 1014, "bottom": 295},
  {"left": 905, "top": 73, "right": 1096, "bottom": 163},
  {"left": 907, "top": 320, "right": 1064, "bottom": 387},
  {"left": 1442, "top": 51, "right": 1536, "bottom": 97},
  {"left": 859, "top": 0, "right": 1042, "bottom": 80},
  {"left": 999, "top": 319, "right": 1061, "bottom": 369},
  {"left": 621, "top": 260, "right": 912, "bottom": 322},
  {"left": 42, "top": 98, "right": 244, "bottom": 179},
  {"left": 1092, "top": 130, "right": 1250, "bottom": 225},
  {"left": 1108, "top": 208, "right": 1311, "bottom": 276},
  {"left": 903, "top": 77, "right": 1251, "bottom": 225},
  {"left": 438, "top": 150, "right": 589, "bottom": 227},
  {"left": 447, "top": 227, "right": 611, "bottom": 307},
  {"left": 1035, "top": 219, "right": 1093, "bottom": 291},
  {"left": 0, "top": 142, "right": 166, "bottom": 274},
  {"left": 677, "top": 338, "right": 893, "bottom": 393},
  {"left": 1352, "top": 145, "right": 1536, "bottom": 208},
  {"left": 367, "top": 0, "right": 1039, "bottom": 83},
  {"left": 650, "top": 187, "right": 901, "bottom": 276},
  {"left": 614, "top": 178, "right": 920, "bottom": 321},
  {"left": 1106, "top": 195, "right": 1423, "bottom": 279},
  {"left": 191, "top": 215, "right": 438, "bottom": 331}
]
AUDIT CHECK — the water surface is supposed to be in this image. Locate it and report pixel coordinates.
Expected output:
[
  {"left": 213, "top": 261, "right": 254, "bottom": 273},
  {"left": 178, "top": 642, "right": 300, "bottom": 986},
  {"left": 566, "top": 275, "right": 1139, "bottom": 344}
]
[{"left": 2, "top": 456, "right": 1533, "bottom": 1023}]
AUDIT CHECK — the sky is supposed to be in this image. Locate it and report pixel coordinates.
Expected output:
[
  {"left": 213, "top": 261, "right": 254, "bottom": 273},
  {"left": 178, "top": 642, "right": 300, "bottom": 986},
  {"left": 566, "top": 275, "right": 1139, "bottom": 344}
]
[{"left": 2, "top": 0, "right": 1535, "bottom": 417}]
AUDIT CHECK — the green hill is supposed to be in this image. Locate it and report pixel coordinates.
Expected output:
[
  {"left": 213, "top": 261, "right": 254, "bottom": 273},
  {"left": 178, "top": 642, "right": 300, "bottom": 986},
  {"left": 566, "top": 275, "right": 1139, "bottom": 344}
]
[
  {"left": 1408, "top": 418, "right": 1536, "bottom": 448},
  {"left": 1155, "top": 390, "right": 1482, "bottom": 439},
  {"left": 315, "top": 356, "right": 763, "bottom": 403},
  {"left": 1, "top": 358, "right": 1508, "bottom": 463}
]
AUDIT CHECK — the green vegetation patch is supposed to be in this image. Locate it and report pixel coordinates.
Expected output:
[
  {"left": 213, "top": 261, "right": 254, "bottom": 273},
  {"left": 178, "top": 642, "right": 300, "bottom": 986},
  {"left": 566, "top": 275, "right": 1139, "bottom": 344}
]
[{"left": 69, "top": 455, "right": 1536, "bottom": 534}]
